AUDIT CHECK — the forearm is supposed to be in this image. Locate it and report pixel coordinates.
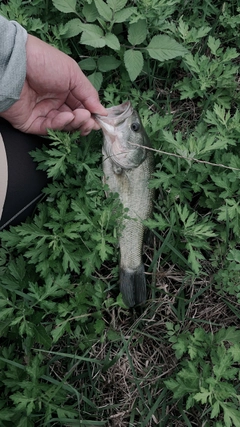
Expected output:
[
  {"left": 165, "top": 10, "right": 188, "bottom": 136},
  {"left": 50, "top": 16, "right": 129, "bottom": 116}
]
[{"left": 0, "top": 15, "right": 27, "bottom": 112}]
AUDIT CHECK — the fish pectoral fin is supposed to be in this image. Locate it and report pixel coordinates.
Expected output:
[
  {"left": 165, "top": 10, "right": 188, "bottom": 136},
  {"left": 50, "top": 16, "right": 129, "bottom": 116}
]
[{"left": 120, "top": 264, "right": 146, "bottom": 308}]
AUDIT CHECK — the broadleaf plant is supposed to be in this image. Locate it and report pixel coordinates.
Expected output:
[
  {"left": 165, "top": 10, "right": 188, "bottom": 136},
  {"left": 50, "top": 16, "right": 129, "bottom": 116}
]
[{"left": 53, "top": 0, "right": 187, "bottom": 84}]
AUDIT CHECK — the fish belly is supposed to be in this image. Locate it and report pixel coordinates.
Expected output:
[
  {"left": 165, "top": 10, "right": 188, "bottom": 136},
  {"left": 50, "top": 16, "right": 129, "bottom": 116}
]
[{"left": 103, "top": 148, "right": 153, "bottom": 307}]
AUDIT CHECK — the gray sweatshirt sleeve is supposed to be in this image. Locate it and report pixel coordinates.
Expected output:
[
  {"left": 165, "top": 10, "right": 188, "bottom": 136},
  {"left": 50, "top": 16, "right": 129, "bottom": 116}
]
[{"left": 0, "top": 16, "right": 27, "bottom": 112}]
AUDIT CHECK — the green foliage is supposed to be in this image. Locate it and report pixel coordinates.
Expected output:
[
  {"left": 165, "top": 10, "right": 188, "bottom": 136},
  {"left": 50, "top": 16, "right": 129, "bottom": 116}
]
[
  {"left": 215, "top": 249, "right": 240, "bottom": 302},
  {"left": 145, "top": 100, "right": 240, "bottom": 274},
  {"left": 165, "top": 325, "right": 240, "bottom": 426},
  {"left": 51, "top": 0, "right": 187, "bottom": 86},
  {"left": 1, "top": 131, "right": 120, "bottom": 278},
  {"left": 0, "top": 131, "right": 121, "bottom": 425},
  {"left": 175, "top": 42, "right": 238, "bottom": 105}
]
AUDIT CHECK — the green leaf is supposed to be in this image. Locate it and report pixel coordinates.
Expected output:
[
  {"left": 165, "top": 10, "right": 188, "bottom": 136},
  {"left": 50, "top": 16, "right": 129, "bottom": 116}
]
[
  {"left": 227, "top": 248, "right": 240, "bottom": 263},
  {"left": 164, "top": 378, "right": 180, "bottom": 393},
  {"left": 10, "top": 393, "right": 35, "bottom": 416},
  {"left": 114, "top": 7, "right": 135, "bottom": 23},
  {"left": 186, "top": 395, "right": 195, "bottom": 410},
  {"left": 32, "top": 324, "right": 52, "bottom": 349},
  {"left": 94, "top": 0, "right": 112, "bottom": 21},
  {"left": 88, "top": 72, "right": 103, "bottom": 91},
  {"left": 80, "top": 25, "right": 105, "bottom": 48},
  {"left": 214, "top": 103, "right": 231, "bottom": 125},
  {"left": 104, "top": 33, "right": 120, "bottom": 50},
  {"left": 17, "top": 417, "right": 34, "bottom": 427},
  {"left": 222, "top": 47, "right": 239, "bottom": 62},
  {"left": 211, "top": 401, "right": 221, "bottom": 418},
  {"left": 79, "top": 57, "right": 97, "bottom": 71},
  {"left": 172, "top": 335, "right": 189, "bottom": 359},
  {"left": 193, "top": 387, "right": 211, "bottom": 404},
  {"left": 63, "top": 18, "right": 84, "bottom": 38},
  {"left": 146, "top": 35, "right": 187, "bottom": 61},
  {"left": 164, "top": 367, "right": 199, "bottom": 398},
  {"left": 187, "top": 244, "right": 203, "bottom": 274},
  {"left": 215, "top": 327, "right": 240, "bottom": 344},
  {"left": 0, "top": 407, "right": 12, "bottom": 421},
  {"left": 128, "top": 19, "right": 147, "bottom": 45},
  {"left": 98, "top": 55, "right": 121, "bottom": 72},
  {"left": 229, "top": 344, "right": 240, "bottom": 363},
  {"left": 221, "top": 403, "right": 240, "bottom": 427},
  {"left": 96, "top": 238, "right": 113, "bottom": 261},
  {"left": 8, "top": 254, "right": 26, "bottom": 281},
  {"left": 124, "top": 49, "right": 144, "bottom": 81},
  {"left": 62, "top": 245, "right": 80, "bottom": 273},
  {"left": 52, "top": 0, "right": 76, "bottom": 14},
  {"left": 178, "top": 17, "right": 189, "bottom": 40},
  {"left": 116, "top": 293, "right": 129, "bottom": 309},
  {"left": 51, "top": 320, "right": 69, "bottom": 343},
  {"left": 94, "top": 319, "right": 105, "bottom": 334},
  {"left": 108, "top": 0, "right": 128, "bottom": 11},
  {"left": 0, "top": 307, "right": 14, "bottom": 321},
  {"left": 107, "top": 328, "right": 122, "bottom": 341},
  {"left": 208, "top": 35, "right": 221, "bottom": 55},
  {"left": 200, "top": 137, "right": 228, "bottom": 154},
  {"left": 83, "top": 3, "right": 99, "bottom": 22}
]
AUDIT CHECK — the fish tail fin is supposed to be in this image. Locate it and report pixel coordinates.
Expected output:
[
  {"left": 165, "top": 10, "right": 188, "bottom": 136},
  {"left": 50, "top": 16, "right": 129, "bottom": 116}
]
[{"left": 120, "top": 264, "right": 146, "bottom": 308}]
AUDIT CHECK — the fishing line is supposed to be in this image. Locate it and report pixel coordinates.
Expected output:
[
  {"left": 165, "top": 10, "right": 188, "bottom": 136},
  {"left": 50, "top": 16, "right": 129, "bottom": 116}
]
[
  {"left": 102, "top": 142, "right": 240, "bottom": 172},
  {"left": 128, "top": 142, "right": 240, "bottom": 172}
]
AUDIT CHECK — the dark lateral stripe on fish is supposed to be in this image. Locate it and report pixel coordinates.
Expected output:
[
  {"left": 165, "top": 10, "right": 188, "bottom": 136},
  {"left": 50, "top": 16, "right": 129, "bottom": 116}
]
[{"left": 120, "top": 264, "right": 146, "bottom": 307}]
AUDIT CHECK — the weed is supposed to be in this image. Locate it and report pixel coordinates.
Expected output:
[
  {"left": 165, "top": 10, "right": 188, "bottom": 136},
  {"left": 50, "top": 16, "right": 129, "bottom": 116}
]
[{"left": 165, "top": 326, "right": 240, "bottom": 426}]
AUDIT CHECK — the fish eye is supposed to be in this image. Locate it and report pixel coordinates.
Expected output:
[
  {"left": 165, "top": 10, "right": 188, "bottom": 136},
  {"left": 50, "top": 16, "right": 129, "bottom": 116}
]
[{"left": 131, "top": 122, "right": 140, "bottom": 132}]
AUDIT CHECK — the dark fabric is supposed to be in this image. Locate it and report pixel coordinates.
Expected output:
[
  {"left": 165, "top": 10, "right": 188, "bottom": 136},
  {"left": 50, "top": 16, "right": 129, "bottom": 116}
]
[{"left": 0, "top": 118, "right": 47, "bottom": 229}]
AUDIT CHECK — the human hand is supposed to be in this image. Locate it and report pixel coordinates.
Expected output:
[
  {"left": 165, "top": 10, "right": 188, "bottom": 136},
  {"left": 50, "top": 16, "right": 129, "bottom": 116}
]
[{"left": 0, "top": 35, "right": 107, "bottom": 135}]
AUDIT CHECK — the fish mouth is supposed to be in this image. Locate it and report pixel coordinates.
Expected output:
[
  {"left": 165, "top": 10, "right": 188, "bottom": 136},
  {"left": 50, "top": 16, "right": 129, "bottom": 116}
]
[{"left": 94, "top": 101, "right": 133, "bottom": 128}]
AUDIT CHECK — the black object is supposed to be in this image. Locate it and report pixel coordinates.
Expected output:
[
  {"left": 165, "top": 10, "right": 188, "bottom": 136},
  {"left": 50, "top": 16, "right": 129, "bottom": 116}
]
[{"left": 0, "top": 118, "right": 48, "bottom": 229}]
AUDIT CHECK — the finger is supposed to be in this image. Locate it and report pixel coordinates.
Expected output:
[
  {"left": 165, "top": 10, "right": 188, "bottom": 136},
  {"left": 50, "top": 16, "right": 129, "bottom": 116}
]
[
  {"left": 70, "top": 68, "right": 107, "bottom": 115},
  {"left": 23, "top": 111, "right": 75, "bottom": 134},
  {"left": 50, "top": 106, "right": 102, "bottom": 133},
  {"left": 78, "top": 118, "right": 101, "bottom": 135},
  {"left": 61, "top": 109, "right": 101, "bottom": 133}
]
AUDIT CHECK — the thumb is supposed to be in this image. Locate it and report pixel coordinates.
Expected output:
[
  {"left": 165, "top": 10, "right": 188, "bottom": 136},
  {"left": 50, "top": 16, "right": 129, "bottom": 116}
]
[
  {"left": 81, "top": 94, "right": 107, "bottom": 116},
  {"left": 71, "top": 68, "right": 107, "bottom": 115}
]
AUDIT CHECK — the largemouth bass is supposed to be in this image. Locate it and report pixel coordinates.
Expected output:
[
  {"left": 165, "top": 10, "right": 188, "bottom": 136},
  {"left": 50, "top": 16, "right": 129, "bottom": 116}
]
[{"left": 95, "top": 101, "right": 153, "bottom": 307}]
